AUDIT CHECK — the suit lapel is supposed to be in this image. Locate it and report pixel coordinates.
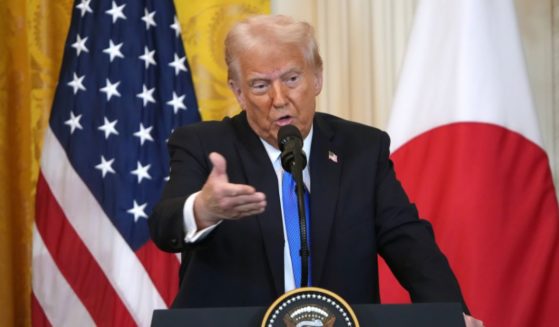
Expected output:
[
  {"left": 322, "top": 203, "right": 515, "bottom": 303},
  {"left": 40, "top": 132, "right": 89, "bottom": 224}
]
[
  {"left": 231, "top": 113, "right": 285, "bottom": 296},
  {"left": 310, "top": 114, "right": 342, "bottom": 286}
]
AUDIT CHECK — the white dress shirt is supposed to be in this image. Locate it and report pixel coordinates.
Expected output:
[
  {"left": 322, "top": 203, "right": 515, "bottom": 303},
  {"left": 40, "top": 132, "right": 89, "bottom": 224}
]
[{"left": 181, "top": 127, "right": 313, "bottom": 292}]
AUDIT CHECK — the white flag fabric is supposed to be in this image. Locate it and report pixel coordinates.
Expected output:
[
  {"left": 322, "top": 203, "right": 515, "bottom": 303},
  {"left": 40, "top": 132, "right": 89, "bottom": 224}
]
[{"left": 382, "top": 0, "right": 559, "bottom": 326}]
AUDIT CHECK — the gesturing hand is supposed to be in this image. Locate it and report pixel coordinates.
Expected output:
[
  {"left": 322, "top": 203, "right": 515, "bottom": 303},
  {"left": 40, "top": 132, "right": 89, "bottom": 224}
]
[{"left": 193, "top": 152, "right": 267, "bottom": 229}]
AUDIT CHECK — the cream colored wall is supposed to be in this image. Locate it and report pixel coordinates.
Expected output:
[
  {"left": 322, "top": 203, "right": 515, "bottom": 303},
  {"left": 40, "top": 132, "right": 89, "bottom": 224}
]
[
  {"left": 515, "top": 0, "right": 556, "bottom": 186},
  {"left": 272, "top": 0, "right": 558, "bottom": 190},
  {"left": 271, "top": 0, "right": 416, "bottom": 128}
]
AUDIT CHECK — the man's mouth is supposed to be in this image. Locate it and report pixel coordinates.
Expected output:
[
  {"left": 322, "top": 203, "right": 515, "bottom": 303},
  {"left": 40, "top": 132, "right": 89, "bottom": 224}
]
[{"left": 275, "top": 115, "right": 293, "bottom": 126}]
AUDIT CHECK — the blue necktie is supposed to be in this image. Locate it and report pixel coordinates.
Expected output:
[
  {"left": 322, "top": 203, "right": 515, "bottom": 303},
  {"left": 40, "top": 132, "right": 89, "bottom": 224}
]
[{"left": 282, "top": 171, "right": 311, "bottom": 288}]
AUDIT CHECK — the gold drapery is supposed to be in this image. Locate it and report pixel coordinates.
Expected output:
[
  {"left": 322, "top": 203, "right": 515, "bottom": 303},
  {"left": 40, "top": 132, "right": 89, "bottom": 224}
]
[
  {"left": 175, "top": 0, "right": 269, "bottom": 120},
  {"left": 0, "top": 1, "right": 73, "bottom": 326},
  {"left": 0, "top": 0, "right": 268, "bottom": 326}
]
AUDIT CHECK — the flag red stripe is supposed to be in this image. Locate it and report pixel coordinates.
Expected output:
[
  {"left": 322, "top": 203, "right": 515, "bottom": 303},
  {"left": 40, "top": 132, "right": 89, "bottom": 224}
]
[
  {"left": 32, "top": 292, "right": 52, "bottom": 327},
  {"left": 35, "top": 173, "right": 137, "bottom": 326},
  {"left": 135, "top": 240, "right": 179, "bottom": 306}
]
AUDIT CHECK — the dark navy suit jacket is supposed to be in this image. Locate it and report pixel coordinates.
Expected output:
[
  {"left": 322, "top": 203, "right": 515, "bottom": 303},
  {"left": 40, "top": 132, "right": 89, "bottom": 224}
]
[{"left": 148, "top": 111, "right": 467, "bottom": 310}]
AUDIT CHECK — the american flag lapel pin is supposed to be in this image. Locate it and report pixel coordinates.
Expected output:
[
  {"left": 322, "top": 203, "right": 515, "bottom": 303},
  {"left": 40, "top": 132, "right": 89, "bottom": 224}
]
[{"left": 328, "top": 150, "right": 338, "bottom": 163}]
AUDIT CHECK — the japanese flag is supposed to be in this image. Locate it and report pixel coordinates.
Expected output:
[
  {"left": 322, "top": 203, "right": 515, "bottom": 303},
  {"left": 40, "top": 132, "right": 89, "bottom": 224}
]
[{"left": 380, "top": 1, "right": 559, "bottom": 326}]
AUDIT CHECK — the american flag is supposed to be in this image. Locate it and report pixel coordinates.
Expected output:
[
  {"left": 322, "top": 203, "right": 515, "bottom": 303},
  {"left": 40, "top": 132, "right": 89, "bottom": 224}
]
[{"left": 32, "top": 0, "right": 200, "bottom": 325}]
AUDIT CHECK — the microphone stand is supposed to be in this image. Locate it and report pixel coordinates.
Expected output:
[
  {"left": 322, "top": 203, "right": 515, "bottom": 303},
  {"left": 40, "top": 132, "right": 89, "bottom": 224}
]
[{"left": 291, "top": 150, "right": 309, "bottom": 288}]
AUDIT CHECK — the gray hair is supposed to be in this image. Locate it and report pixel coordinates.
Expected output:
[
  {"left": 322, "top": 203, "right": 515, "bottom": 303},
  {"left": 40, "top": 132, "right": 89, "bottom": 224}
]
[{"left": 224, "top": 15, "right": 323, "bottom": 81}]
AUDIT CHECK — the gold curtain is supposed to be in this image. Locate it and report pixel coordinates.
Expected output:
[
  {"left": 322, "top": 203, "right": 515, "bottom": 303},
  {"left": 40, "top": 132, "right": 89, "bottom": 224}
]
[
  {"left": 0, "top": 0, "right": 268, "bottom": 326},
  {"left": 175, "top": 0, "right": 270, "bottom": 120},
  {"left": 0, "top": 1, "right": 73, "bottom": 326}
]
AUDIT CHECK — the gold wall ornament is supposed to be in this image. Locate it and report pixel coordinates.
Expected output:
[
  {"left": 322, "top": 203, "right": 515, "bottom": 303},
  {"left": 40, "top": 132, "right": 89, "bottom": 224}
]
[{"left": 174, "top": 0, "right": 270, "bottom": 121}]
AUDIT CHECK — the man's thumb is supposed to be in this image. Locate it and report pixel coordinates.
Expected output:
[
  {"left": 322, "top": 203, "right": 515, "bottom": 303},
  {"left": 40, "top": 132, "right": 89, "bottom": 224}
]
[{"left": 208, "top": 152, "right": 228, "bottom": 182}]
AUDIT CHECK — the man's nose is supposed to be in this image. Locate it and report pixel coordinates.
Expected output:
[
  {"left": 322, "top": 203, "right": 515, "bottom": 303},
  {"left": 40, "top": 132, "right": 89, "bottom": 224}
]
[{"left": 270, "top": 81, "right": 288, "bottom": 108}]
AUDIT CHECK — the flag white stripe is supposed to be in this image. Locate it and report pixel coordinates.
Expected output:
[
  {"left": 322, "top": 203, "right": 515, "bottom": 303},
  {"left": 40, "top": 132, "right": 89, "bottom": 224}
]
[
  {"left": 40, "top": 127, "right": 166, "bottom": 326},
  {"left": 387, "top": 0, "right": 542, "bottom": 153},
  {"left": 32, "top": 226, "right": 96, "bottom": 327}
]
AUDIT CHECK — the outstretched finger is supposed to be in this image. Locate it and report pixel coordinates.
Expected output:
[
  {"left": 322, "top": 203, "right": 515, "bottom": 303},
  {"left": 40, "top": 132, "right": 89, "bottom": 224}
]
[
  {"left": 221, "top": 184, "right": 257, "bottom": 197},
  {"left": 208, "top": 152, "right": 229, "bottom": 183}
]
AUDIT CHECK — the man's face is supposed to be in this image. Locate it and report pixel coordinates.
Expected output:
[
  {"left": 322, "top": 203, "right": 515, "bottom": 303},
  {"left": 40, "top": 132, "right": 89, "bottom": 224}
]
[{"left": 229, "top": 43, "right": 323, "bottom": 148}]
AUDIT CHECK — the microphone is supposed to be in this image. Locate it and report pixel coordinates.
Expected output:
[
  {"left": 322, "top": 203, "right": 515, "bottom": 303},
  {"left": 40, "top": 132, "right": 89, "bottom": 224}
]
[
  {"left": 277, "top": 125, "right": 310, "bottom": 288},
  {"left": 278, "top": 125, "right": 307, "bottom": 173}
]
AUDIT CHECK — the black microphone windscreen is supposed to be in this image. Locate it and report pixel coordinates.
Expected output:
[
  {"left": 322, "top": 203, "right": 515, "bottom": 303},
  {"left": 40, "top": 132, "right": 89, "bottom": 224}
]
[
  {"left": 278, "top": 125, "right": 307, "bottom": 172},
  {"left": 278, "top": 125, "right": 302, "bottom": 151}
]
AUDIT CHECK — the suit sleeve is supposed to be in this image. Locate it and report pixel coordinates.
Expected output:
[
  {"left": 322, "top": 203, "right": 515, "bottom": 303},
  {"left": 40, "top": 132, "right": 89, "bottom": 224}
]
[
  {"left": 148, "top": 125, "right": 211, "bottom": 253},
  {"left": 374, "top": 131, "right": 469, "bottom": 313}
]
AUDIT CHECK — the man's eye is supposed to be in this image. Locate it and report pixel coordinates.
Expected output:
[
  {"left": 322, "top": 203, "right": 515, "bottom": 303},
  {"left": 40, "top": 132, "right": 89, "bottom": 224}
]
[
  {"left": 251, "top": 82, "right": 268, "bottom": 93},
  {"left": 285, "top": 75, "right": 300, "bottom": 86}
]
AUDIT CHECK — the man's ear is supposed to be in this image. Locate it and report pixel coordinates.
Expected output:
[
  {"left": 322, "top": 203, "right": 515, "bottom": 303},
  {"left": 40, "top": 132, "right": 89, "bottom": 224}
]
[
  {"left": 313, "top": 70, "right": 323, "bottom": 95},
  {"left": 228, "top": 79, "right": 246, "bottom": 110}
]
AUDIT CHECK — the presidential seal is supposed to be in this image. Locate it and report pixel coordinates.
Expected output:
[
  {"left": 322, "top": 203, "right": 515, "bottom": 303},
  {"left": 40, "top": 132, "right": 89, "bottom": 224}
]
[{"left": 261, "top": 287, "right": 360, "bottom": 327}]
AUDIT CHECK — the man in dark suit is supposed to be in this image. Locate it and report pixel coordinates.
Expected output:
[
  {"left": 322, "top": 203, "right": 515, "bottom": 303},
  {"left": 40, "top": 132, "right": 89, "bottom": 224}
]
[{"left": 149, "top": 14, "right": 482, "bottom": 325}]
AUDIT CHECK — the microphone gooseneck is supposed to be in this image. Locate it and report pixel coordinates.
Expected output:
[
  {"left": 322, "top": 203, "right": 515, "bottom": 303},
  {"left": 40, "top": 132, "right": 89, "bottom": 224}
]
[{"left": 277, "top": 125, "right": 310, "bottom": 288}]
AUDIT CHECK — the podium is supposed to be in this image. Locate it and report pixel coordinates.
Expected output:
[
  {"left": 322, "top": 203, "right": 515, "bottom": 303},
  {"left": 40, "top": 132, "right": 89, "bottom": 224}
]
[{"left": 151, "top": 303, "right": 465, "bottom": 326}]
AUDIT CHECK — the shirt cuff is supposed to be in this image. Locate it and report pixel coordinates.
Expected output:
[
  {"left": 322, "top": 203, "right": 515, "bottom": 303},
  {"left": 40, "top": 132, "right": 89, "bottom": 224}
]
[{"left": 183, "top": 191, "right": 221, "bottom": 243}]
